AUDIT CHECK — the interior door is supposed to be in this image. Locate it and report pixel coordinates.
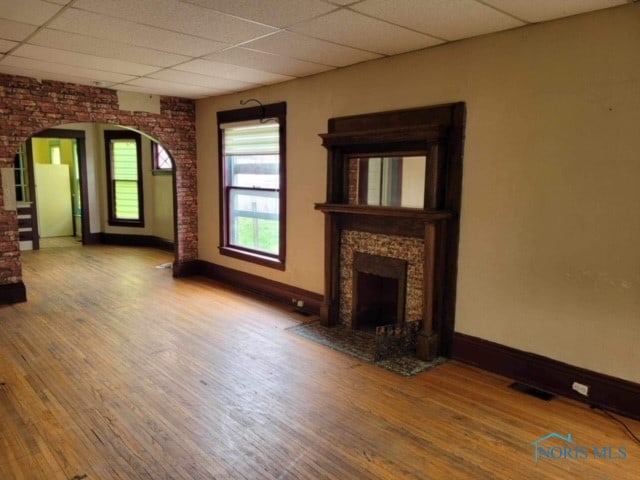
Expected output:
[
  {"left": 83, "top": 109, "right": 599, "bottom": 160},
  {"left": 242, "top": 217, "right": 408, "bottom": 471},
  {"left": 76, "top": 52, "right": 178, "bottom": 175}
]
[{"left": 34, "top": 163, "right": 73, "bottom": 237}]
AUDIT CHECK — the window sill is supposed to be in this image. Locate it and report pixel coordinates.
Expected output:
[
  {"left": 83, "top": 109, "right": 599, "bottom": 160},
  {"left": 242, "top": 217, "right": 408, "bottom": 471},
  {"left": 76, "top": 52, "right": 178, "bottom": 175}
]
[
  {"left": 108, "top": 219, "right": 145, "bottom": 228},
  {"left": 219, "top": 246, "right": 285, "bottom": 271}
]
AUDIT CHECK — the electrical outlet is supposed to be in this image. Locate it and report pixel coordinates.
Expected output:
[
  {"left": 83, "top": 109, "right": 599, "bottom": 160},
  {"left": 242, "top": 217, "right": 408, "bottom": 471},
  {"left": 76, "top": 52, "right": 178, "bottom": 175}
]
[{"left": 572, "top": 381, "right": 589, "bottom": 396}]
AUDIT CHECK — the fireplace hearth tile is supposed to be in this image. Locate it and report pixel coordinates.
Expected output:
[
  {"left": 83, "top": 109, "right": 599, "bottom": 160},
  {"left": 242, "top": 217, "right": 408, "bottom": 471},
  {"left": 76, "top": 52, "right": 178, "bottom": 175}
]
[{"left": 286, "top": 322, "right": 445, "bottom": 377}]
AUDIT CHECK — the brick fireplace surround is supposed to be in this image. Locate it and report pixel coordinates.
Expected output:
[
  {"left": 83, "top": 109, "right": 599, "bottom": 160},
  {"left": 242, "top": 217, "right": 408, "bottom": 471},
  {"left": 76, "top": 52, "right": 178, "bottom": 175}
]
[{"left": 0, "top": 73, "right": 197, "bottom": 304}]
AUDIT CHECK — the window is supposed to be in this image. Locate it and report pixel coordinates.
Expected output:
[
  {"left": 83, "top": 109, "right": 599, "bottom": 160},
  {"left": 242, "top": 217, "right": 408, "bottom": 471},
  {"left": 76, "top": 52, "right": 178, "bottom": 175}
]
[
  {"left": 152, "top": 142, "right": 173, "bottom": 173},
  {"left": 104, "top": 130, "right": 144, "bottom": 227},
  {"left": 217, "top": 102, "right": 286, "bottom": 269}
]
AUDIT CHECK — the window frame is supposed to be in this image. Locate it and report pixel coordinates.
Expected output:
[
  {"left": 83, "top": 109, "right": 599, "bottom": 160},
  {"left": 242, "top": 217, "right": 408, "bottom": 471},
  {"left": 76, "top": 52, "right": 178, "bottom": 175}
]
[
  {"left": 152, "top": 142, "right": 173, "bottom": 175},
  {"left": 217, "top": 102, "right": 286, "bottom": 270},
  {"left": 104, "top": 130, "right": 145, "bottom": 227}
]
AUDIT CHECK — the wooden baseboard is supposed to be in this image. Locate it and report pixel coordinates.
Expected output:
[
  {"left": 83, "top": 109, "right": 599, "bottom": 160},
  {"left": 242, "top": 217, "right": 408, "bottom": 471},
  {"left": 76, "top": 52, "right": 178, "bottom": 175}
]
[
  {"left": 100, "top": 233, "right": 174, "bottom": 252},
  {"left": 184, "top": 260, "right": 322, "bottom": 316},
  {"left": 0, "top": 281, "right": 27, "bottom": 304},
  {"left": 173, "top": 260, "right": 201, "bottom": 278},
  {"left": 452, "top": 332, "right": 640, "bottom": 421},
  {"left": 84, "top": 232, "right": 102, "bottom": 245}
]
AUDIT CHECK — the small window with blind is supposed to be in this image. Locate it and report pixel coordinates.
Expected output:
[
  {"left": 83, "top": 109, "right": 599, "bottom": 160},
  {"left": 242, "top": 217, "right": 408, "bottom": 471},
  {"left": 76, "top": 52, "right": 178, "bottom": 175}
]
[
  {"left": 104, "top": 130, "right": 144, "bottom": 227},
  {"left": 217, "top": 102, "right": 286, "bottom": 269}
]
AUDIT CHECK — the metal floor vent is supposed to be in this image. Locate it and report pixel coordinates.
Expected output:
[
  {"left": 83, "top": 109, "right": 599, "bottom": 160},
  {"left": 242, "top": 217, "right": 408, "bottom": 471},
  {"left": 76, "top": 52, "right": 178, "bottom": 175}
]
[{"left": 509, "top": 382, "right": 555, "bottom": 401}]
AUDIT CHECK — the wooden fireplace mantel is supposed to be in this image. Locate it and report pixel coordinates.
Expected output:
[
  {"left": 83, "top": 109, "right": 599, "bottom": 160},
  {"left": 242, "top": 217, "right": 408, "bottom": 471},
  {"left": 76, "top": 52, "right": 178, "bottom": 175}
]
[
  {"left": 317, "top": 103, "right": 466, "bottom": 361},
  {"left": 315, "top": 203, "right": 452, "bottom": 220},
  {"left": 315, "top": 203, "right": 453, "bottom": 239}
]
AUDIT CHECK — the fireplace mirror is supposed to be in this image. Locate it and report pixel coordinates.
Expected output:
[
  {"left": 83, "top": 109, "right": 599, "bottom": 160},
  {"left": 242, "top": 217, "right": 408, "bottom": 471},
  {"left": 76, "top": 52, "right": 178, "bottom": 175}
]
[{"left": 349, "top": 155, "right": 426, "bottom": 208}]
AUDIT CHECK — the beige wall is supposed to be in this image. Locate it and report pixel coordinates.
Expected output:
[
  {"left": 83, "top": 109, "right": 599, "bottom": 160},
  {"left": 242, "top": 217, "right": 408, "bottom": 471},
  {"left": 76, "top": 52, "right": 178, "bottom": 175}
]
[
  {"left": 196, "top": 4, "right": 640, "bottom": 382},
  {"left": 152, "top": 174, "right": 174, "bottom": 242}
]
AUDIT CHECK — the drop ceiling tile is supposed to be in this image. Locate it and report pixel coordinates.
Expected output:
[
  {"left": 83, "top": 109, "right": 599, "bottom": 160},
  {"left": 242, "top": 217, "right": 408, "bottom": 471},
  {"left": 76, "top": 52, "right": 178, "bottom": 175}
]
[
  {"left": 0, "top": 64, "right": 119, "bottom": 88},
  {"left": 481, "top": 0, "right": 627, "bottom": 23},
  {"left": 0, "top": 56, "right": 134, "bottom": 83},
  {"left": 122, "top": 78, "right": 217, "bottom": 97},
  {"left": 48, "top": 8, "right": 227, "bottom": 57},
  {"left": 28, "top": 29, "right": 191, "bottom": 68},
  {"left": 183, "top": 0, "right": 337, "bottom": 28},
  {"left": 0, "top": 0, "right": 64, "bottom": 25},
  {"left": 0, "top": 40, "right": 18, "bottom": 53},
  {"left": 291, "top": 9, "right": 442, "bottom": 55},
  {"left": 352, "top": 0, "right": 525, "bottom": 41},
  {"left": 175, "top": 58, "right": 294, "bottom": 85},
  {"left": 150, "top": 69, "right": 259, "bottom": 91},
  {"left": 72, "top": 0, "right": 277, "bottom": 43},
  {"left": 0, "top": 18, "right": 39, "bottom": 41},
  {"left": 242, "top": 31, "right": 381, "bottom": 67},
  {"left": 116, "top": 84, "right": 209, "bottom": 100},
  {"left": 204, "top": 47, "right": 334, "bottom": 77},
  {"left": 13, "top": 44, "right": 160, "bottom": 76}
]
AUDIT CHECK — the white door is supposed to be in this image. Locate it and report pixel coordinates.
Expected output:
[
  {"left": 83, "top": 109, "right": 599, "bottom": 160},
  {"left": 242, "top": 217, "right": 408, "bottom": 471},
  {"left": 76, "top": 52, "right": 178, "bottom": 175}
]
[{"left": 34, "top": 163, "right": 73, "bottom": 237}]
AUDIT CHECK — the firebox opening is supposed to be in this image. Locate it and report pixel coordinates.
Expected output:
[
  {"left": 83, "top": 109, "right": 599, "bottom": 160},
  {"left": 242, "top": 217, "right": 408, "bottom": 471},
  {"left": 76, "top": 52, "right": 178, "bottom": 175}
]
[{"left": 355, "top": 272, "right": 399, "bottom": 330}]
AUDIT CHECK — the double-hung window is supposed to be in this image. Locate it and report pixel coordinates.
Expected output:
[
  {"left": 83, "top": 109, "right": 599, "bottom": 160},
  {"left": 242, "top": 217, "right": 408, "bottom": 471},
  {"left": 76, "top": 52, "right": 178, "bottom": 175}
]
[
  {"left": 217, "top": 102, "right": 286, "bottom": 269},
  {"left": 104, "top": 130, "right": 144, "bottom": 227}
]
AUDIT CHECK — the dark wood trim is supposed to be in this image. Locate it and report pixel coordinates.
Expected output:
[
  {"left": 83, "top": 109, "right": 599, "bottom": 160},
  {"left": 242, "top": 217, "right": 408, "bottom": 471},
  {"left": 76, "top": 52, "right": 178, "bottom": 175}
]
[
  {"left": 439, "top": 103, "right": 466, "bottom": 356},
  {"left": 84, "top": 232, "right": 102, "bottom": 245},
  {"left": 185, "top": 260, "right": 322, "bottom": 315},
  {"left": 452, "top": 332, "right": 640, "bottom": 421},
  {"left": 0, "top": 281, "right": 26, "bottom": 304},
  {"left": 172, "top": 260, "right": 201, "bottom": 278},
  {"left": 315, "top": 203, "right": 452, "bottom": 220},
  {"left": 218, "top": 246, "right": 285, "bottom": 271},
  {"left": 320, "top": 125, "right": 447, "bottom": 147},
  {"left": 100, "top": 233, "right": 174, "bottom": 252},
  {"left": 104, "top": 130, "right": 145, "bottom": 228}
]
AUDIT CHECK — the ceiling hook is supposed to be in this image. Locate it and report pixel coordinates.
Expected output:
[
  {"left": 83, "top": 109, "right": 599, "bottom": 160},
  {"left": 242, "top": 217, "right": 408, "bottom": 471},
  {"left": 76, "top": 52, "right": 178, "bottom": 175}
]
[{"left": 240, "top": 98, "right": 271, "bottom": 123}]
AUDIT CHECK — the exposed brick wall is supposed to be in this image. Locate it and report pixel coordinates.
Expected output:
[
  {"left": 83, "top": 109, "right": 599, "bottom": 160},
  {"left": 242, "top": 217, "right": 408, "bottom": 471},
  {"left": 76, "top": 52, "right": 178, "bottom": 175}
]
[{"left": 0, "top": 73, "right": 197, "bottom": 288}]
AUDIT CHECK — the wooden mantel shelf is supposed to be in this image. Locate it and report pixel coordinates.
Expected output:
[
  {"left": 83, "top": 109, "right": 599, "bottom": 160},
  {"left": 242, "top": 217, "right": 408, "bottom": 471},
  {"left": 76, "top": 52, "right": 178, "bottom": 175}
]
[{"left": 314, "top": 203, "right": 453, "bottom": 221}]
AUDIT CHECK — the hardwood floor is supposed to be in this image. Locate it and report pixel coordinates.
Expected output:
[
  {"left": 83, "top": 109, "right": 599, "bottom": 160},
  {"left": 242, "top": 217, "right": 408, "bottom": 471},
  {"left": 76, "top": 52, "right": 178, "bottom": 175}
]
[{"left": 1, "top": 245, "right": 639, "bottom": 479}]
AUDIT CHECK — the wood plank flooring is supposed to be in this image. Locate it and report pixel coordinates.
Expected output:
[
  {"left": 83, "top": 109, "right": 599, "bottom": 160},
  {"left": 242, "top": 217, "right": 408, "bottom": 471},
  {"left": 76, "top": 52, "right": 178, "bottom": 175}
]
[{"left": 1, "top": 244, "right": 639, "bottom": 479}]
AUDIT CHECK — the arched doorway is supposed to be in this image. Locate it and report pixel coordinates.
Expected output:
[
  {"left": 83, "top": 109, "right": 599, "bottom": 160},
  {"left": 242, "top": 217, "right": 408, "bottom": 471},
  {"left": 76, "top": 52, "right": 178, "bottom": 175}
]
[
  {"left": 16, "top": 123, "right": 177, "bottom": 254},
  {"left": 0, "top": 74, "right": 197, "bottom": 304}
]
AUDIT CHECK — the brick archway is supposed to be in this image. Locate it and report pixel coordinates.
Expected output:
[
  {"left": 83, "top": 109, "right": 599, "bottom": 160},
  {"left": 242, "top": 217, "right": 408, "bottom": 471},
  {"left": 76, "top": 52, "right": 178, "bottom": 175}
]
[{"left": 0, "top": 73, "right": 197, "bottom": 302}]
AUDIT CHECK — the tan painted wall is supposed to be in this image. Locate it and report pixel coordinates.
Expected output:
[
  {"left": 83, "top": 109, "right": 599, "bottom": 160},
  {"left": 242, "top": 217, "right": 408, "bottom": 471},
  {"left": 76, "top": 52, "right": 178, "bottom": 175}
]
[
  {"left": 196, "top": 4, "right": 640, "bottom": 382},
  {"left": 152, "top": 174, "right": 175, "bottom": 242}
]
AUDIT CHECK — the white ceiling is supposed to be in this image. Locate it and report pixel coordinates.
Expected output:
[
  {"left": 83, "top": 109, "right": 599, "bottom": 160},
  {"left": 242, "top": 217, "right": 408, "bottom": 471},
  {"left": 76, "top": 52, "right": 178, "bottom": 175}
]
[{"left": 0, "top": 0, "right": 628, "bottom": 99}]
